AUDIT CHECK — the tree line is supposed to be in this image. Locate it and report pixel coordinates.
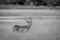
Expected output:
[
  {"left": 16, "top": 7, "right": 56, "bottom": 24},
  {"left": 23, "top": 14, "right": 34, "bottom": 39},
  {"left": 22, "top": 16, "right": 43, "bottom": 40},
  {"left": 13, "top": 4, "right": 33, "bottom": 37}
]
[{"left": 0, "top": 0, "right": 60, "bottom": 6}]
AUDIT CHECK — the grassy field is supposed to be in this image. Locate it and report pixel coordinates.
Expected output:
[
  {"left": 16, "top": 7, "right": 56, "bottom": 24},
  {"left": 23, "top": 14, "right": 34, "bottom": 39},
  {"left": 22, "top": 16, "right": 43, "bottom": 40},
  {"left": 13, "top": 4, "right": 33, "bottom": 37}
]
[
  {"left": 0, "top": 19, "right": 60, "bottom": 40},
  {"left": 0, "top": 9, "right": 60, "bottom": 40}
]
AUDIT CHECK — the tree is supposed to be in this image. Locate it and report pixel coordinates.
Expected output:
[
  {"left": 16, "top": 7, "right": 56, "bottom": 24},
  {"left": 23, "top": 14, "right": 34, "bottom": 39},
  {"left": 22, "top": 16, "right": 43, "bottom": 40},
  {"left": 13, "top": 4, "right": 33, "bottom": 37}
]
[{"left": 45, "top": 0, "right": 59, "bottom": 6}]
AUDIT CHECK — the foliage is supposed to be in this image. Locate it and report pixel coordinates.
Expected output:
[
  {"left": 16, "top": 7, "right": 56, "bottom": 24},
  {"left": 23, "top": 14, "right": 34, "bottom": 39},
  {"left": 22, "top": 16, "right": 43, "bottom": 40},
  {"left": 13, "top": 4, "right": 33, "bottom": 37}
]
[{"left": 0, "top": 0, "right": 60, "bottom": 6}]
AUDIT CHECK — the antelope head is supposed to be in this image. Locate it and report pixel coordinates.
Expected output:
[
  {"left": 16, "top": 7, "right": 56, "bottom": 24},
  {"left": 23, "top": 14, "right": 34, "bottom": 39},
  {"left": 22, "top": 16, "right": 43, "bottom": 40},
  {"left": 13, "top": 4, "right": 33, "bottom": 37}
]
[{"left": 25, "top": 17, "right": 32, "bottom": 27}]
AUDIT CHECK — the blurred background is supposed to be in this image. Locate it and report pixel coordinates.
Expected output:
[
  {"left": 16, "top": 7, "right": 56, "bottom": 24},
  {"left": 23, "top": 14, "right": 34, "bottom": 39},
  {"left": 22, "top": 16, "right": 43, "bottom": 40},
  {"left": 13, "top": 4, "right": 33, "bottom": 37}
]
[{"left": 0, "top": 0, "right": 60, "bottom": 6}]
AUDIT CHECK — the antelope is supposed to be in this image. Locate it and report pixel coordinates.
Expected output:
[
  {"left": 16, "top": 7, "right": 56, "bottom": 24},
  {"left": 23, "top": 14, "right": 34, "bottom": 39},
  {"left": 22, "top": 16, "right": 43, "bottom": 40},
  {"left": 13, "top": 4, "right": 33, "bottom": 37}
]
[{"left": 13, "top": 17, "right": 32, "bottom": 32}]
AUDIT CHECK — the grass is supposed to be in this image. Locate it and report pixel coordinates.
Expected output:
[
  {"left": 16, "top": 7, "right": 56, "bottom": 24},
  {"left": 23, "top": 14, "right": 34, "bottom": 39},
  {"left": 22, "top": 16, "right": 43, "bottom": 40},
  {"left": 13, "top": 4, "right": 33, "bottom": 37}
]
[{"left": 0, "top": 5, "right": 60, "bottom": 10}]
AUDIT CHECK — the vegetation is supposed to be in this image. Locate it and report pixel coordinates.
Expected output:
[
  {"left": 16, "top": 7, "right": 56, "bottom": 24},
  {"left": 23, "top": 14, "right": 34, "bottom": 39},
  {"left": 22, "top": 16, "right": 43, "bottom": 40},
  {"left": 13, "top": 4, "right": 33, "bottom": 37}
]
[{"left": 0, "top": 0, "right": 60, "bottom": 6}]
